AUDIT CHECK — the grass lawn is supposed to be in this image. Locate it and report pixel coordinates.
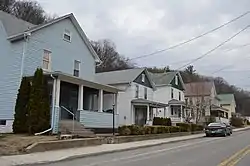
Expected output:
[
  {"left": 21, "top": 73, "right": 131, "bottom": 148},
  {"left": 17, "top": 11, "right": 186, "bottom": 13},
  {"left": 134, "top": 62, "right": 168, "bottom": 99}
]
[{"left": 0, "top": 134, "right": 57, "bottom": 156}]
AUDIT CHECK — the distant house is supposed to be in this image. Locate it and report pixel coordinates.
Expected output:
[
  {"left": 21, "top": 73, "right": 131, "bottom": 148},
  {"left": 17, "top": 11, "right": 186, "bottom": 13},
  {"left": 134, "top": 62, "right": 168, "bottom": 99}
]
[
  {"left": 149, "top": 71, "right": 186, "bottom": 124},
  {"left": 217, "top": 94, "right": 236, "bottom": 119},
  {"left": 95, "top": 68, "right": 168, "bottom": 126},
  {"left": 185, "top": 81, "right": 230, "bottom": 124},
  {"left": 0, "top": 11, "right": 119, "bottom": 133}
]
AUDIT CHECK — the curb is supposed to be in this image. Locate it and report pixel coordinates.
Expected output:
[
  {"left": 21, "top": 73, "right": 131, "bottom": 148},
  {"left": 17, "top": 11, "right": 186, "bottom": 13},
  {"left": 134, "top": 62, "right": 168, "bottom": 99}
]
[
  {"left": 21, "top": 135, "right": 204, "bottom": 166},
  {"left": 17, "top": 127, "right": 250, "bottom": 166}
]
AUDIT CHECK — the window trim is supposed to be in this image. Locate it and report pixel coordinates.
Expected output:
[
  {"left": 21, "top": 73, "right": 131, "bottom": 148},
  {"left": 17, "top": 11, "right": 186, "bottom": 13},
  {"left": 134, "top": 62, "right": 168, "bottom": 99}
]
[
  {"left": 135, "top": 85, "right": 139, "bottom": 98},
  {"left": 73, "top": 60, "right": 81, "bottom": 77},
  {"left": 63, "top": 29, "right": 72, "bottom": 42},
  {"left": 42, "top": 49, "right": 52, "bottom": 71},
  {"left": 171, "top": 88, "right": 174, "bottom": 99},
  {"left": 144, "top": 87, "right": 147, "bottom": 99},
  {"left": 179, "top": 91, "right": 181, "bottom": 100}
]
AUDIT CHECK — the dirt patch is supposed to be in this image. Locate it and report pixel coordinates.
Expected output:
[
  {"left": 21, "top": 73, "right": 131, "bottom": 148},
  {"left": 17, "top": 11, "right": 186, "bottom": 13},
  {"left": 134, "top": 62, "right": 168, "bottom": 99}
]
[{"left": 0, "top": 134, "right": 57, "bottom": 156}]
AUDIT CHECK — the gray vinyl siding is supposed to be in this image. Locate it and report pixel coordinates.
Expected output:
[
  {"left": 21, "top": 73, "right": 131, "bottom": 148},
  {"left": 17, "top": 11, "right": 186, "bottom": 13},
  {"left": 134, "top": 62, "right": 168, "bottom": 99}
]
[
  {"left": 79, "top": 110, "right": 119, "bottom": 128},
  {"left": 0, "top": 22, "right": 22, "bottom": 120},
  {"left": 23, "top": 18, "right": 96, "bottom": 81}
]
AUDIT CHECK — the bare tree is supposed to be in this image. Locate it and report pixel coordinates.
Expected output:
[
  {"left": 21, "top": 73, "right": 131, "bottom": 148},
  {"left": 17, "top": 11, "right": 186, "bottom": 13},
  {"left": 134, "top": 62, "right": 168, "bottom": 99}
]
[
  {"left": 0, "top": 0, "right": 15, "bottom": 13},
  {"left": 91, "top": 39, "right": 136, "bottom": 73},
  {"left": 186, "top": 83, "right": 212, "bottom": 124},
  {"left": 1, "top": 0, "right": 55, "bottom": 25}
]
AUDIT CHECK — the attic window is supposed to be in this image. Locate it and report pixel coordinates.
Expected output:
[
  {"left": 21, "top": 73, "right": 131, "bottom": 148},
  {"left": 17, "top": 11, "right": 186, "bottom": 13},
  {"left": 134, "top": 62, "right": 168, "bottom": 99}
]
[
  {"left": 142, "top": 74, "right": 145, "bottom": 83},
  {"left": 63, "top": 29, "right": 71, "bottom": 42},
  {"left": 175, "top": 75, "right": 178, "bottom": 85}
]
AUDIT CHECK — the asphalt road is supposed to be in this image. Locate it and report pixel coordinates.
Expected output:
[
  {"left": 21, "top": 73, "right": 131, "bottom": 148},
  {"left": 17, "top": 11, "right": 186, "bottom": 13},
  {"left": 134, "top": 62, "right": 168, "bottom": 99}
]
[{"left": 37, "top": 130, "right": 250, "bottom": 166}]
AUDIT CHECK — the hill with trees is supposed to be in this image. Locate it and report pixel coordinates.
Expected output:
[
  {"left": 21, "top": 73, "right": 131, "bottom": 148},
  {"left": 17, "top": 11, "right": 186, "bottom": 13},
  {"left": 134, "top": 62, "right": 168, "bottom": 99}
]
[{"left": 1, "top": 0, "right": 249, "bottom": 115}]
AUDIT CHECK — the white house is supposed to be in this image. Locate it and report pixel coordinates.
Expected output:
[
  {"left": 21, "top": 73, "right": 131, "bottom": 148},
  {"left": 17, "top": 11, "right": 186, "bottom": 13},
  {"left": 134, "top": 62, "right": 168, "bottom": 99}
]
[
  {"left": 149, "top": 71, "right": 186, "bottom": 124},
  {"left": 217, "top": 94, "right": 236, "bottom": 119},
  {"left": 95, "top": 68, "right": 168, "bottom": 126}
]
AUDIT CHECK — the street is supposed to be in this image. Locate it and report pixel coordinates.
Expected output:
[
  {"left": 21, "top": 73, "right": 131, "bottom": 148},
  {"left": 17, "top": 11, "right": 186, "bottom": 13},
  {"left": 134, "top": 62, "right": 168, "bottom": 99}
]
[{"left": 35, "top": 130, "right": 250, "bottom": 166}]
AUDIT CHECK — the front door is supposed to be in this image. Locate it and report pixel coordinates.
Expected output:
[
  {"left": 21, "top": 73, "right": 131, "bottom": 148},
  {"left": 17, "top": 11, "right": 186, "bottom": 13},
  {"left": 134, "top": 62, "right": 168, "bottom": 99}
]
[{"left": 134, "top": 106, "right": 147, "bottom": 126}]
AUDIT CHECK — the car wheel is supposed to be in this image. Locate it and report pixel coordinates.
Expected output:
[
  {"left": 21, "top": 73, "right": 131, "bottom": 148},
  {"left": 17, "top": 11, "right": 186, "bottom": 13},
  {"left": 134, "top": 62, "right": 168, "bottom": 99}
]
[
  {"left": 206, "top": 134, "right": 210, "bottom": 137},
  {"left": 223, "top": 131, "right": 227, "bottom": 137}
]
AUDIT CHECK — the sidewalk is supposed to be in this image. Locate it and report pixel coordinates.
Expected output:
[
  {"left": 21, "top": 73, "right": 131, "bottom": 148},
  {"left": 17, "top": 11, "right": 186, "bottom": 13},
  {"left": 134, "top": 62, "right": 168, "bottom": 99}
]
[{"left": 1, "top": 127, "right": 249, "bottom": 166}]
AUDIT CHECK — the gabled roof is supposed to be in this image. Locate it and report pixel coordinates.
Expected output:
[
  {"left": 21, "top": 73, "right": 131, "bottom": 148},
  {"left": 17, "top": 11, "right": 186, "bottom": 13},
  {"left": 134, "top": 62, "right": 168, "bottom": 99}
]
[
  {"left": 217, "top": 94, "right": 235, "bottom": 105},
  {"left": 149, "top": 71, "right": 176, "bottom": 85},
  {"left": 95, "top": 68, "right": 156, "bottom": 89},
  {"left": 185, "top": 81, "right": 215, "bottom": 97},
  {"left": 149, "top": 71, "right": 185, "bottom": 89},
  {"left": 0, "top": 11, "right": 100, "bottom": 62},
  {"left": 0, "top": 10, "right": 35, "bottom": 36}
]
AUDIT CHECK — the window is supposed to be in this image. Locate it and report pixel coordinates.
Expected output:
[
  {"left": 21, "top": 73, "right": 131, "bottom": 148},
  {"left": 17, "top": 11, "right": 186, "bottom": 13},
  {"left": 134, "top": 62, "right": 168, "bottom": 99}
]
[
  {"left": 175, "top": 75, "right": 178, "bottom": 85},
  {"left": 63, "top": 29, "right": 71, "bottom": 42},
  {"left": 42, "top": 50, "right": 51, "bottom": 70},
  {"left": 171, "top": 88, "right": 174, "bottom": 99},
  {"left": 179, "top": 92, "right": 181, "bottom": 100},
  {"left": 0, "top": 120, "right": 6, "bottom": 126},
  {"left": 135, "top": 85, "right": 139, "bottom": 98},
  {"left": 142, "top": 74, "right": 145, "bottom": 83},
  {"left": 144, "top": 87, "right": 147, "bottom": 99},
  {"left": 73, "top": 60, "right": 80, "bottom": 77},
  {"left": 171, "top": 107, "right": 174, "bottom": 115}
]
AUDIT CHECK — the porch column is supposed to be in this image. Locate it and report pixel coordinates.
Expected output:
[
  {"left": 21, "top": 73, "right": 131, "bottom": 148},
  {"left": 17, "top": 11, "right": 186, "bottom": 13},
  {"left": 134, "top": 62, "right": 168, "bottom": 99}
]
[
  {"left": 78, "top": 85, "right": 84, "bottom": 111},
  {"left": 52, "top": 78, "right": 61, "bottom": 134},
  {"left": 164, "top": 107, "right": 166, "bottom": 118},
  {"left": 147, "top": 105, "right": 150, "bottom": 121},
  {"left": 113, "top": 93, "right": 118, "bottom": 114},
  {"left": 98, "top": 89, "right": 103, "bottom": 112},
  {"left": 181, "top": 105, "right": 184, "bottom": 122}
]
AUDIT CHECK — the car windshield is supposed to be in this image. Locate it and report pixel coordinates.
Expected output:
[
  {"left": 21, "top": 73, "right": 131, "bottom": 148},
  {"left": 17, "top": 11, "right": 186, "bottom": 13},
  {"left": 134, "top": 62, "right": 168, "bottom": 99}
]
[{"left": 208, "top": 123, "right": 223, "bottom": 127}]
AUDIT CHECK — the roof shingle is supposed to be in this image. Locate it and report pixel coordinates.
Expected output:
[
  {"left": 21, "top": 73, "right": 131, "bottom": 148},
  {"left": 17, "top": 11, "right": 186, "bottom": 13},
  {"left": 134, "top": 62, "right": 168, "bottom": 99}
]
[
  {"left": 185, "top": 81, "right": 214, "bottom": 96},
  {"left": 95, "top": 68, "right": 144, "bottom": 85}
]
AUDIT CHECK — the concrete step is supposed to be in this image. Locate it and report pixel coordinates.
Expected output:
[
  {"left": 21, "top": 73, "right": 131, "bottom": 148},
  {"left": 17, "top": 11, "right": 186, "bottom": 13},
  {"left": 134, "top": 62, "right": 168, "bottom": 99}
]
[{"left": 59, "top": 120, "right": 96, "bottom": 138}]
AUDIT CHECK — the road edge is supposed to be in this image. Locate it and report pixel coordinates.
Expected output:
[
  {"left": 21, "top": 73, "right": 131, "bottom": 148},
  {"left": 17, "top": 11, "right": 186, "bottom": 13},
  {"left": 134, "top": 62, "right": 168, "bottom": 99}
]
[{"left": 19, "top": 127, "right": 250, "bottom": 166}]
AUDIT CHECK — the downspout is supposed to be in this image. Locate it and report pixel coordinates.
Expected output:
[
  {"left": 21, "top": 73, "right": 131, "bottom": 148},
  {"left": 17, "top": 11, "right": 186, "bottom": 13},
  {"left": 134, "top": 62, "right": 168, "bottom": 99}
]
[
  {"left": 20, "top": 32, "right": 30, "bottom": 82},
  {"left": 35, "top": 74, "right": 56, "bottom": 135}
]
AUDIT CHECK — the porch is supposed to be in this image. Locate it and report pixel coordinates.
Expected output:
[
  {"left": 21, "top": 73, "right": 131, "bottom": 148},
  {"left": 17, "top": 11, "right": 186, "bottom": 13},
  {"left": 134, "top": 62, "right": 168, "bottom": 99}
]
[
  {"left": 47, "top": 72, "right": 120, "bottom": 134},
  {"left": 211, "top": 104, "right": 230, "bottom": 123},
  {"left": 131, "top": 99, "right": 168, "bottom": 126},
  {"left": 168, "top": 99, "right": 186, "bottom": 123}
]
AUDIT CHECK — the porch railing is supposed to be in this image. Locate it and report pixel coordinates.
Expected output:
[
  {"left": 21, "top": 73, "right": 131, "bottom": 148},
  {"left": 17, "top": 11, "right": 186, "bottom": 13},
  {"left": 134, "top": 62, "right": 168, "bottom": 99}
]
[{"left": 60, "top": 106, "right": 75, "bottom": 132}]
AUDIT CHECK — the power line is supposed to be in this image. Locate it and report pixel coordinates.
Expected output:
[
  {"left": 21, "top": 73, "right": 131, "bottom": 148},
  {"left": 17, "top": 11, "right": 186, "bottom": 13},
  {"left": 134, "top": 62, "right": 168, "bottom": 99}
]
[
  {"left": 211, "top": 65, "right": 234, "bottom": 74},
  {"left": 175, "top": 24, "right": 250, "bottom": 70},
  {"left": 160, "top": 42, "right": 250, "bottom": 67},
  {"left": 131, "top": 11, "right": 250, "bottom": 60}
]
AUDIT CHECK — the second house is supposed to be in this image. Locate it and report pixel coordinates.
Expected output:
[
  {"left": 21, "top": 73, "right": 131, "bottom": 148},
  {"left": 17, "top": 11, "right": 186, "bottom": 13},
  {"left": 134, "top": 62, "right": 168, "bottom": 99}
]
[{"left": 95, "top": 68, "right": 168, "bottom": 126}]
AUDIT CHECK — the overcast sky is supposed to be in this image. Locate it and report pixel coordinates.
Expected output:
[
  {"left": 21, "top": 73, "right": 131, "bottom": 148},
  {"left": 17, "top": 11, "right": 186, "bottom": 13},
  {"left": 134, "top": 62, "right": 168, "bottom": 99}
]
[{"left": 37, "top": 0, "right": 250, "bottom": 90}]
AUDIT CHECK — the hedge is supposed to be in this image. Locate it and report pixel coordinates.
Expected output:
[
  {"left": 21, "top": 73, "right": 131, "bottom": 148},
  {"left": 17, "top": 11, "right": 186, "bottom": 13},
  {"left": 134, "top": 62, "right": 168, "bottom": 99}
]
[
  {"left": 118, "top": 124, "right": 204, "bottom": 136},
  {"left": 153, "top": 117, "right": 172, "bottom": 126},
  {"left": 176, "top": 123, "right": 204, "bottom": 132},
  {"left": 118, "top": 125, "right": 180, "bottom": 135}
]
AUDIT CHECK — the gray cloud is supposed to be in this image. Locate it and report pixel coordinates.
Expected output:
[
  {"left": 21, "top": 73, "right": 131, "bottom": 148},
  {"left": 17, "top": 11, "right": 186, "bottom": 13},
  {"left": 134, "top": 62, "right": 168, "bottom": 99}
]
[{"left": 38, "top": 0, "right": 250, "bottom": 90}]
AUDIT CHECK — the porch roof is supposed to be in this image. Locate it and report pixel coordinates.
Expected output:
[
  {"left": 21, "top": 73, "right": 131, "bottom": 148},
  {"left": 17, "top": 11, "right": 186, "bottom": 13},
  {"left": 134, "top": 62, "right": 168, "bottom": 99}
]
[
  {"left": 168, "top": 99, "right": 185, "bottom": 106},
  {"left": 211, "top": 104, "right": 229, "bottom": 112},
  {"left": 131, "top": 99, "right": 168, "bottom": 108},
  {"left": 48, "top": 71, "right": 121, "bottom": 93}
]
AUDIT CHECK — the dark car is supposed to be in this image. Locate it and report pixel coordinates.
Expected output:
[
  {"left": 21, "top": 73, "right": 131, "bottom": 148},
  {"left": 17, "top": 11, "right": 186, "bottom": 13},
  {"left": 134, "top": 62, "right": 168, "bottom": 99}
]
[
  {"left": 223, "top": 123, "right": 233, "bottom": 135},
  {"left": 205, "top": 123, "right": 231, "bottom": 137}
]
